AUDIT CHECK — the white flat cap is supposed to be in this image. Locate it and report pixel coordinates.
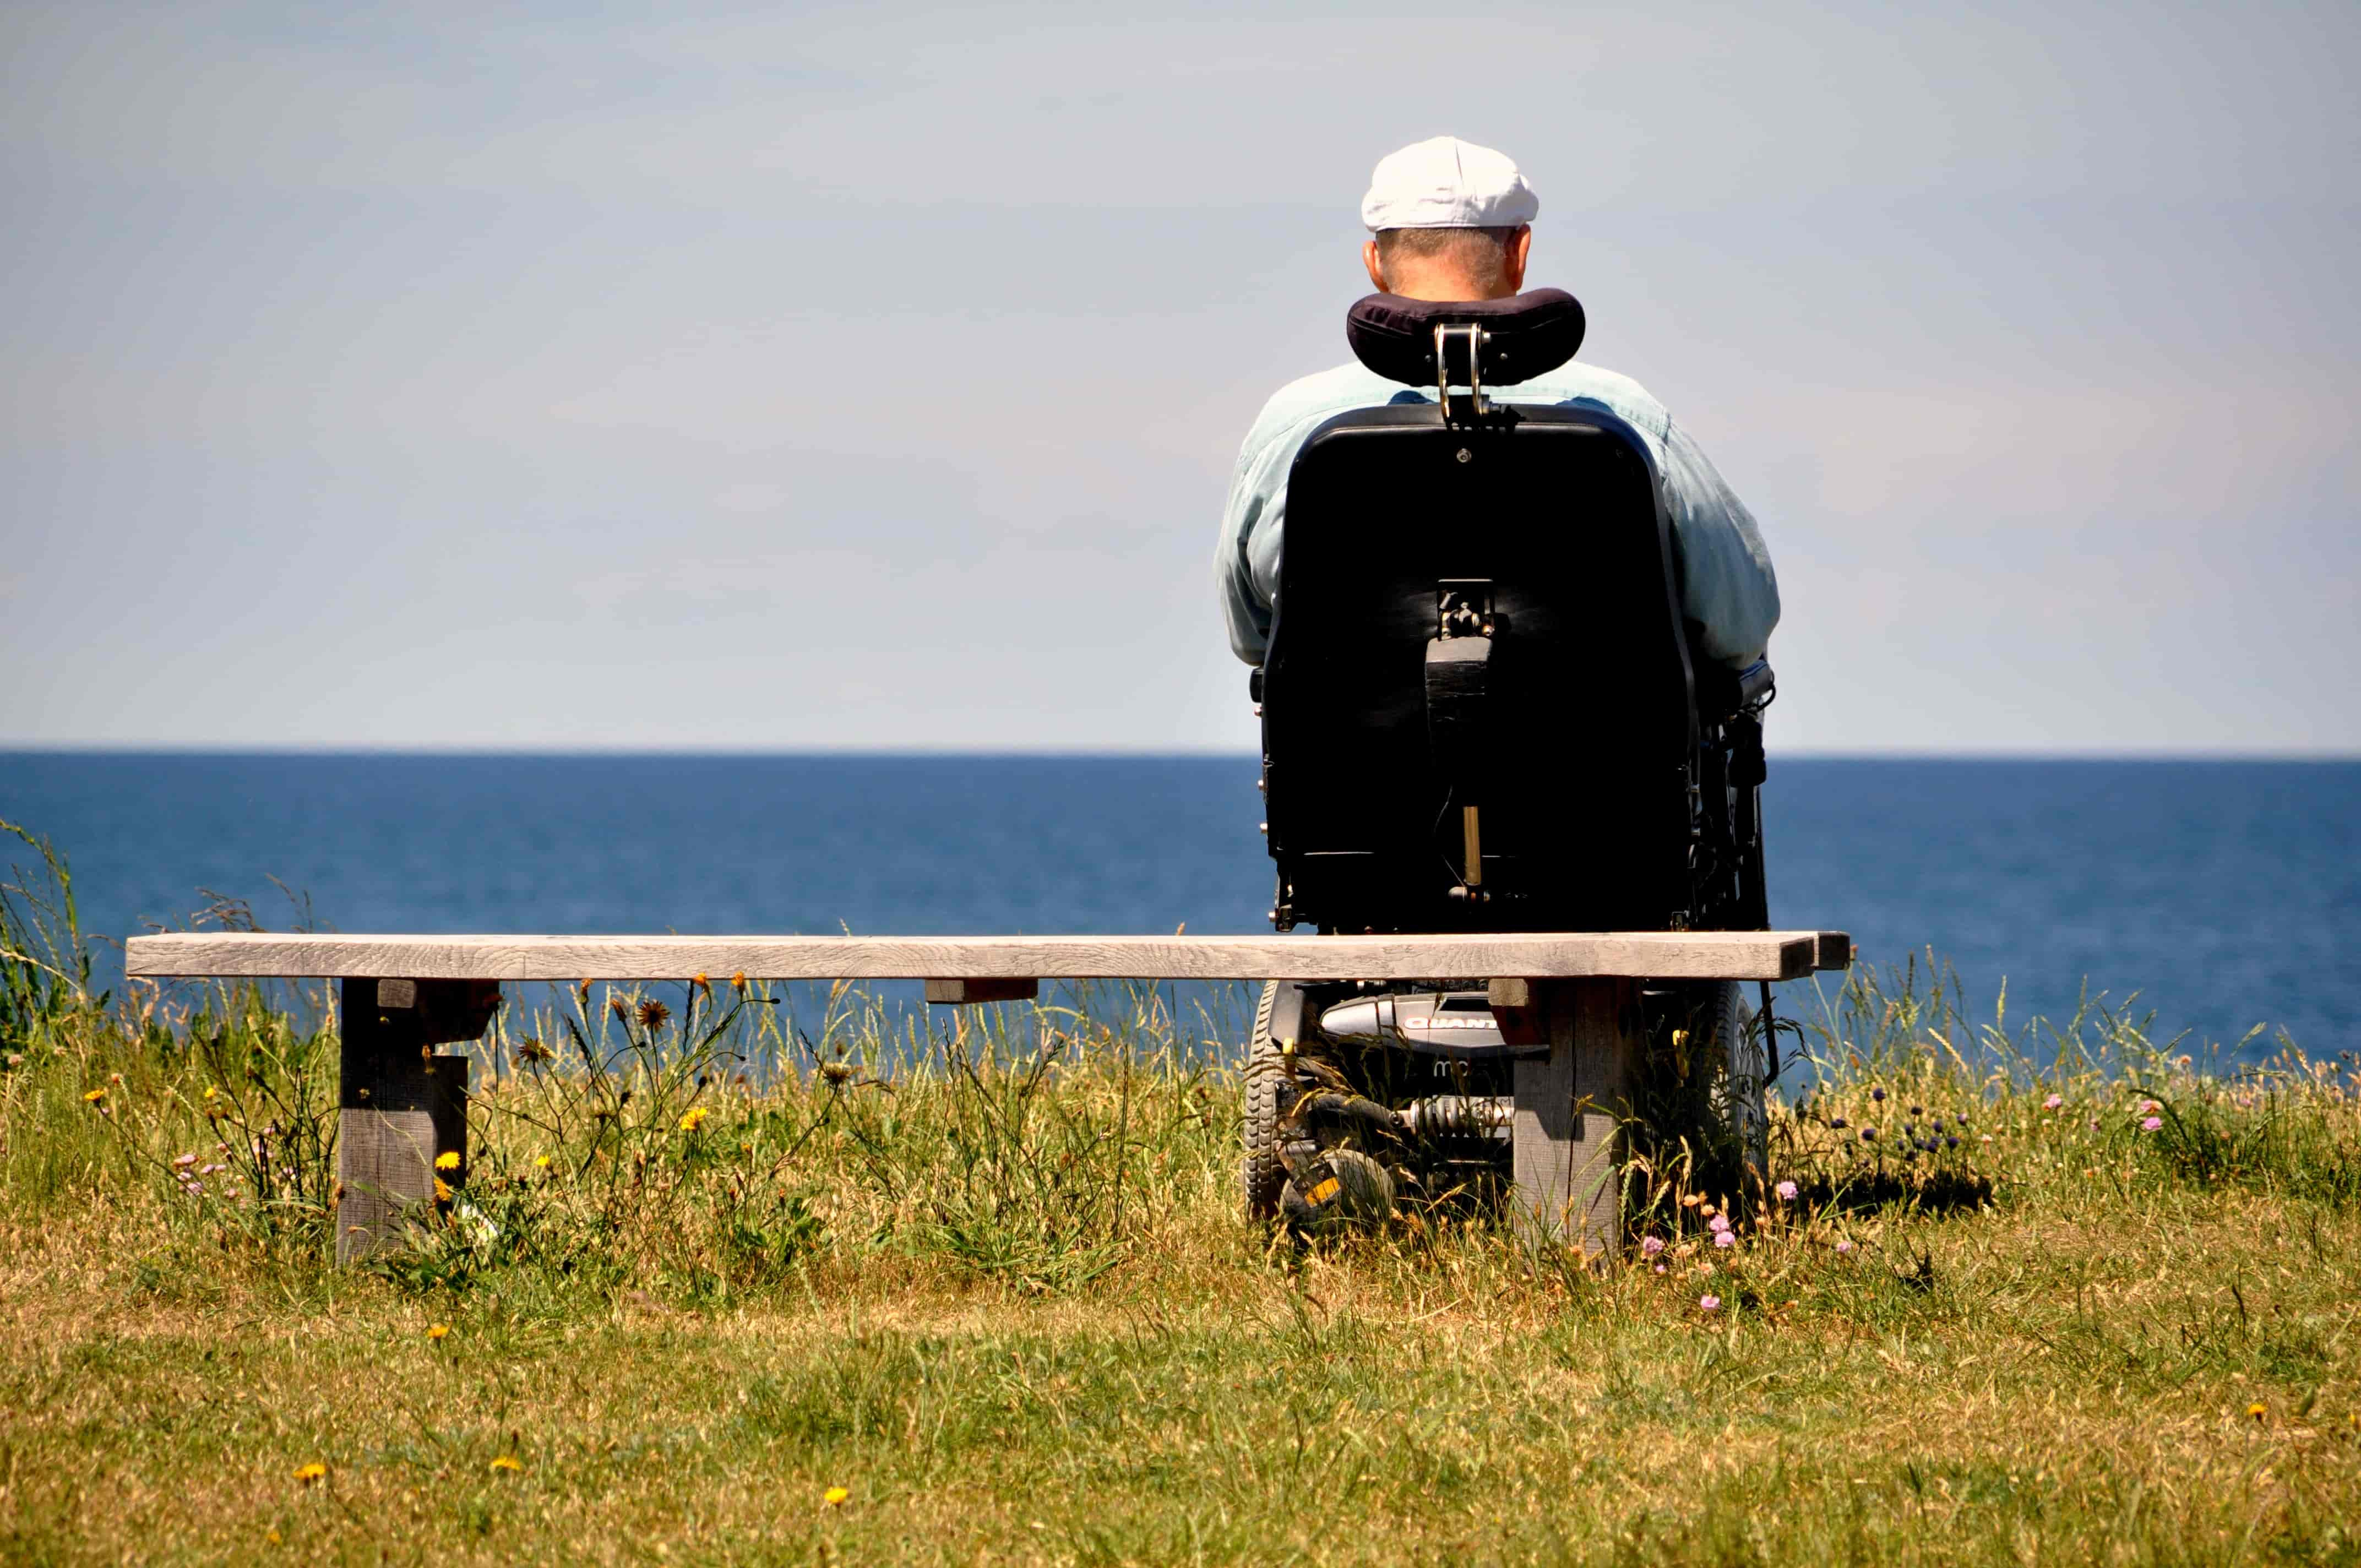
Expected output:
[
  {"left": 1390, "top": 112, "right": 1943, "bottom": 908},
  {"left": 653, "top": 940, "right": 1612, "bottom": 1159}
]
[{"left": 1361, "top": 136, "right": 1538, "bottom": 232}]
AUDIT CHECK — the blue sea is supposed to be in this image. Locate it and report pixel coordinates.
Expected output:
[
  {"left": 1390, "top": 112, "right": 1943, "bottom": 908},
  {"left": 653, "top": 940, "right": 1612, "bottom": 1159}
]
[{"left": 2, "top": 754, "right": 2354, "bottom": 1068}]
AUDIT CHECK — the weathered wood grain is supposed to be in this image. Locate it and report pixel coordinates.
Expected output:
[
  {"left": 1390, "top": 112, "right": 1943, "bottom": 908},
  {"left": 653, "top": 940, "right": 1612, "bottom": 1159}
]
[
  {"left": 1510, "top": 977, "right": 1638, "bottom": 1255},
  {"left": 128, "top": 930, "right": 1845, "bottom": 983},
  {"left": 335, "top": 976, "right": 476, "bottom": 1266}
]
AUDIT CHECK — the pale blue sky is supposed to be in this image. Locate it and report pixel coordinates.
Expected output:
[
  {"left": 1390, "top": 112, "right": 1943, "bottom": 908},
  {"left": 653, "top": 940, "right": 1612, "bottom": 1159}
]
[{"left": 5, "top": 1, "right": 2355, "bottom": 752}]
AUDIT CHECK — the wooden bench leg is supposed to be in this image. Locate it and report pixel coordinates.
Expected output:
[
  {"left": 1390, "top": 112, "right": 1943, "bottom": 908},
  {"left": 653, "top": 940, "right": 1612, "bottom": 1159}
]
[
  {"left": 336, "top": 978, "right": 497, "bottom": 1267},
  {"left": 1509, "top": 977, "right": 1639, "bottom": 1257}
]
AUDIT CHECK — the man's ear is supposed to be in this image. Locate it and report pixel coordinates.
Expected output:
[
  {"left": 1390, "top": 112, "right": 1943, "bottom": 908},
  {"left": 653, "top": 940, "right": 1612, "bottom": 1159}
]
[
  {"left": 1503, "top": 226, "right": 1532, "bottom": 293},
  {"left": 1363, "top": 238, "right": 1388, "bottom": 293}
]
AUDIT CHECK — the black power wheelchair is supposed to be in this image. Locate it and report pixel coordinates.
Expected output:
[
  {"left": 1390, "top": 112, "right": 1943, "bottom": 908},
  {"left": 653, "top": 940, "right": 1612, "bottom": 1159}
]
[{"left": 1241, "top": 288, "right": 1780, "bottom": 1228}]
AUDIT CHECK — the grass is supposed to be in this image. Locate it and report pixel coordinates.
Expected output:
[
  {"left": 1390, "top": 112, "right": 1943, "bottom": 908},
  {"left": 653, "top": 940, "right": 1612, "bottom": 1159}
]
[{"left": 3, "top": 823, "right": 2360, "bottom": 1565}]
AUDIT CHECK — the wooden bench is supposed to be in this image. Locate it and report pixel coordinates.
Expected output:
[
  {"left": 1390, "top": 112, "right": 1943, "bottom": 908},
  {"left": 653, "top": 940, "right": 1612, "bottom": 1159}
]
[{"left": 126, "top": 929, "right": 1851, "bottom": 1264}]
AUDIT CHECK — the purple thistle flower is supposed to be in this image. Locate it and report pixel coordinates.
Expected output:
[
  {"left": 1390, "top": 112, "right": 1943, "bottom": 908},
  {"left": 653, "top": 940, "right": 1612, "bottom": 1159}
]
[
  {"left": 1775, "top": 1180, "right": 1798, "bottom": 1202},
  {"left": 1872, "top": 1088, "right": 1886, "bottom": 1102},
  {"left": 1699, "top": 1294, "right": 1721, "bottom": 1313},
  {"left": 1945, "top": 1136, "right": 1960, "bottom": 1149},
  {"left": 1642, "top": 1235, "right": 1666, "bottom": 1256},
  {"left": 1910, "top": 1105, "right": 1923, "bottom": 1117},
  {"left": 1860, "top": 1127, "right": 1877, "bottom": 1142},
  {"left": 1830, "top": 1117, "right": 1848, "bottom": 1130},
  {"left": 2141, "top": 1115, "right": 2163, "bottom": 1133}
]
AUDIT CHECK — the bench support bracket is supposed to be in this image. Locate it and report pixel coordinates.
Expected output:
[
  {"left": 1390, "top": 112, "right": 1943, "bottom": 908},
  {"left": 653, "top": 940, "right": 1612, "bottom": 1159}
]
[
  {"left": 336, "top": 978, "right": 497, "bottom": 1267},
  {"left": 1508, "top": 977, "right": 1640, "bottom": 1259}
]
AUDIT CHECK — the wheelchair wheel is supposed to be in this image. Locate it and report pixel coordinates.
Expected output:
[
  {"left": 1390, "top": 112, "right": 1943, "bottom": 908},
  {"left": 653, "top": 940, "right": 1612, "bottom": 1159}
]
[
  {"left": 1241, "top": 979, "right": 1289, "bottom": 1219},
  {"left": 1700, "top": 979, "right": 1770, "bottom": 1185}
]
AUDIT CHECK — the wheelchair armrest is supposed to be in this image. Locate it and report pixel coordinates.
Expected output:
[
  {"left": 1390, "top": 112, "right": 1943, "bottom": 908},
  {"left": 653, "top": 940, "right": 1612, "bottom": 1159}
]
[{"left": 1696, "top": 658, "right": 1774, "bottom": 718}]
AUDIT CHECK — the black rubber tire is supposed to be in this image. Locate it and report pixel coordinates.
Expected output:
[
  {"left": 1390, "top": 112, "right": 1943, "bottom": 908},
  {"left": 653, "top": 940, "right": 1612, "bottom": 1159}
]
[{"left": 1241, "top": 979, "right": 1289, "bottom": 1220}]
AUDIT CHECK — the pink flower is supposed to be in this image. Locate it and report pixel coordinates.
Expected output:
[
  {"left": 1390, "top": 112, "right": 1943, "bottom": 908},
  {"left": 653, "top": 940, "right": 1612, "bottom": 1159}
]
[
  {"left": 1653, "top": 1262, "right": 1668, "bottom": 1274},
  {"left": 2141, "top": 1115, "right": 2163, "bottom": 1133},
  {"left": 171, "top": 1153, "right": 197, "bottom": 1168},
  {"left": 1699, "top": 1294, "right": 1721, "bottom": 1313},
  {"left": 2042, "top": 1094, "right": 2063, "bottom": 1110},
  {"left": 1713, "top": 1231, "right": 1736, "bottom": 1248},
  {"left": 1835, "top": 1239, "right": 1854, "bottom": 1254},
  {"left": 1707, "top": 1214, "right": 1731, "bottom": 1234},
  {"left": 1775, "top": 1180, "right": 1798, "bottom": 1202},
  {"left": 1641, "top": 1235, "right": 1666, "bottom": 1256},
  {"left": 2139, "top": 1099, "right": 2158, "bottom": 1115}
]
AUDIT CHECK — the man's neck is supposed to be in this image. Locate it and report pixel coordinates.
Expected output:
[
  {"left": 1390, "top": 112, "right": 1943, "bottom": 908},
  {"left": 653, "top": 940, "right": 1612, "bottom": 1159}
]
[{"left": 1387, "top": 276, "right": 1516, "bottom": 302}]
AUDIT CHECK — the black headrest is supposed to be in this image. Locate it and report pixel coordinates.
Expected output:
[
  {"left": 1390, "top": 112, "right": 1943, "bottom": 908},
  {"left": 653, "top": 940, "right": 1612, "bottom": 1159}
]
[{"left": 1345, "top": 288, "right": 1585, "bottom": 388}]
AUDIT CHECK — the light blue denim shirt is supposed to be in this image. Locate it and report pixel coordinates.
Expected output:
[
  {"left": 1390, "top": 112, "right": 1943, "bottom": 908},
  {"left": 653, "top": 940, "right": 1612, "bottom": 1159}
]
[{"left": 1215, "top": 360, "right": 1781, "bottom": 669}]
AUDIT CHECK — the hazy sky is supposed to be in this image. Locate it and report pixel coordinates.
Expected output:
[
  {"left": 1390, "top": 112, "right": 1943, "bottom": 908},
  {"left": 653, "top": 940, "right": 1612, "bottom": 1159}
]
[{"left": 5, "top": 0, "right": 2355, "bottom": 753}]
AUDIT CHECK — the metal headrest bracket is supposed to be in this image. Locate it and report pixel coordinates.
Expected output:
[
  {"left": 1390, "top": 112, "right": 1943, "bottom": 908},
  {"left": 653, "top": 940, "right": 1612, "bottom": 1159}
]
[{"left": 1432, "top": 322, "right": 1492, "bottom": 426}]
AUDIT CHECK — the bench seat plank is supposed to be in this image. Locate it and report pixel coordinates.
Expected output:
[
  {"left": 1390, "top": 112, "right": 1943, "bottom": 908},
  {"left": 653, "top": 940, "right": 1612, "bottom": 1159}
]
[{"left": 125, "top": 930, "right": 1847, "bottom": 983}]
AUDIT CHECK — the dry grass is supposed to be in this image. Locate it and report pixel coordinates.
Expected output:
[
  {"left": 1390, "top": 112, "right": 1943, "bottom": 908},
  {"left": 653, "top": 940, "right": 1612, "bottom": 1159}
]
[{"left": 3, "top": 827, "right": 2360, "bottom": 1565}]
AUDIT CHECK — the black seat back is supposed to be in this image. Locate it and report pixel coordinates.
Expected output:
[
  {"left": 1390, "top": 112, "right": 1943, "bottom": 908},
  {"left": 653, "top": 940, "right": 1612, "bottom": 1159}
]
[{"left": 1260, "top": 401, "right": 1701, "bottom": 933}]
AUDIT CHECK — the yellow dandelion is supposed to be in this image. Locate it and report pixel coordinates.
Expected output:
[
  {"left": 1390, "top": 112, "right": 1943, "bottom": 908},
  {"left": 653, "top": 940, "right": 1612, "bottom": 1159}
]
[
  {"left": 533, "top": 1153, "right": 552, "bottom": 1170},
  {"left": 427, "top": 1324, "right": 450, "bottom": 1340},
  {"left": 433, "top": 1151, "right": 460, "bottom": 1171},
  {"left": 731, "top": 972, "right": 748, "bottom": 994},
  {"left": 83, "top": 1087, "right": 107, "bottom": 1103},
  {"left": 490, "top": 1454, "right": 524, "bottom": 1473},
  {"left": 2248, "top": 1402, "right": 2268, "bottom": 1423},
  {"left": 203, "top": 1085, "right": 219, "bottom": 1101},
  {"left": 824, "top": 1486, "right": 850, "bottom": 1507},
  {"left": 433, "top": 1177, "right": 454, "bottom": 1202},
  {"left": 691, "top": 972, "right": 710, "bottom": 993},
  {"left": 293, "top": 1461, "right": 328, "bottom": 1484},
  {"left": 679, "top": 1106, "right": 710, "bottom": 1133}
]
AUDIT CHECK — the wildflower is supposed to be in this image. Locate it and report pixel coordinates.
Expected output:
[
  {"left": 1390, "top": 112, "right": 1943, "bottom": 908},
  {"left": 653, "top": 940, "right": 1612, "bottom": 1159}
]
[
  {"left": 1835, "top": 1239, "right": 1854, "bottom": 1254},
  {"left": 490, "top": 1455, "right": 524, "bottom": 1473},
  {"left": 1641, "top": 1235, "right": 1666, "bottom": 1256},
  {"left": 819, "top": 1061, "right": 853, "bottom": 1085},
  {"left": 1679, "top": 1193, "right": 1705, "bottom": 1208},
  {"left": 2090, "top": 1119, "right": 2101, "bottom": 1131},
  {"left": 1713, "top": 1231, "right": 1736, "bottom": 1249},
  {"left": 1653, "top": 1262, "right": 1668, "bottom": 1275},
  {"left": 534, "top": 1154, "right": 552, "bottom": 1170},
  {"left": 1955, "top": 1112, "right": 1969, "bottom": 1125},
  {"left": 427, "top": 1324, "right": 450, "bottom": 1340},
  {"left": 2141, "top": 1115, "right": 2163, "bottom": 1133},
  {"left": 1872, "top": 1087, "right": 1885, "bottom": 1102},
  {"left": 2139, "top": 1099, "right": 2158, "bottom": 1115},
  {"left": 692, "top": 972, "right": 710, "bottom": 993},
  {"left": 204, "top": 1085, "right": 218, "bottom": 1101},
  {"left": 1980, "top": 1134, "right": 1993, "bottom": 1144},
  {"left": 1945, "top": 1136, "right": 1960, "bottom": 1149},
  {"left": 294, "top": 1462, "right": 327, "bottom": 1484},
  {"left": 433, "top": 1178, "right": 454, "bottom": 1202},
  {"left": 516, "top": 1037, "right": 553, "bottom": 1065},
  {"left": 824, "top": 1485, "right": 850, "bottom": 1507},
  {"left": 578, "top": 978, "right": 594, "bottom": 1000},
  {"left": 1910, "top": 1104, "right": 1922, "bottom": 1117},
  {"left": 83, "top": 1087, "right": 106, "bottom": 1103},
  {"left": 434, "top": 1151, "right": 461, "bottom": 1171},
  {"left": 173, "top": 1152, "right": 198, "bottom": 1168},
  {"left": 608, "top": 994, "right": 629, "bottom": 1019},
  {"left": 637, "top": 999, "right": 671, "bottom": 1030},
  {"left": 1707, "top": 1214, "right": 1731, "bottom": 1234},
  {"left": 2247, "top": 1402, "right": 2267, "bottom": 1424},
  {"left": 679, "top": 1106, "right": 710, "bottom": 1133},
  {"left": 1830, "top": 1117, "right": 1847, "bottom": 1130},
  {"left": 1775, "top": 1180, "right": 1798, "bottom": 1202},
  {"left": 731, "top": 972, "right": 748, "bottom": 994},
  {"left": 1860, "top": 1127, "right": 1877, "bottom": 1142},
  {"left": 1699, "top": 1294, "right": 1721, "bottom": 1313}
]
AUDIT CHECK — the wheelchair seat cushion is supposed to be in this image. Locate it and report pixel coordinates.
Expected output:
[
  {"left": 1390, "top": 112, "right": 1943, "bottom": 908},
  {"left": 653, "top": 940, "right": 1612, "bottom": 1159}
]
[{"left": 1345, "top": 288, "right": 1586, "bottom": 388}]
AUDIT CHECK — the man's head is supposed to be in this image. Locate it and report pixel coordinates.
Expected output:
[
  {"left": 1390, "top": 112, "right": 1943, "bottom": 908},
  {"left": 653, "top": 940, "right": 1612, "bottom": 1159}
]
[{"left": 1359, "top": 136, "right": 1537, "bottom": 303}]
